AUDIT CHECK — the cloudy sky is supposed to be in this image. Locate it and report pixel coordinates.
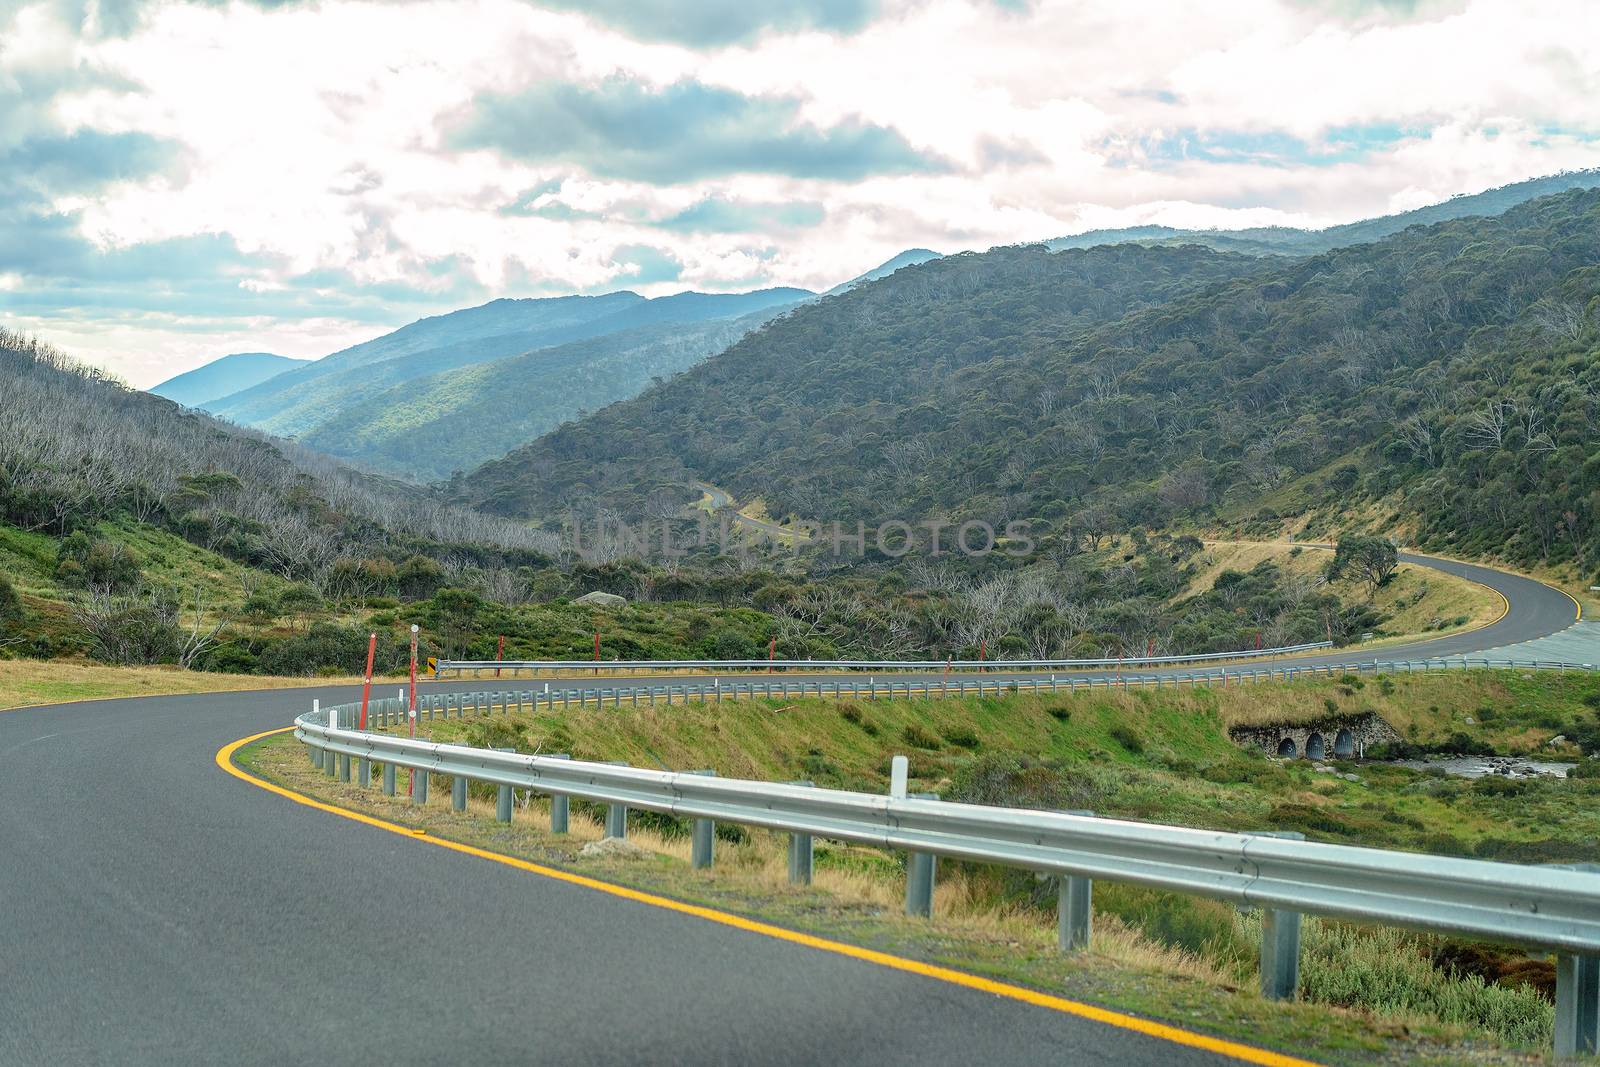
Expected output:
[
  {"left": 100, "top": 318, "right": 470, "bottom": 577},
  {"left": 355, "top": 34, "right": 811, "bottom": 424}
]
[{"left": 3, "top": 0, "right": 1598, "bottom": 387}]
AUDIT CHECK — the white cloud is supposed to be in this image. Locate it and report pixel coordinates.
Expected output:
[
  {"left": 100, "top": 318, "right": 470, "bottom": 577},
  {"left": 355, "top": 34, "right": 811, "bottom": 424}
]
[{"left": 3, "top": 0, "right": 1599, "bottom": 385}]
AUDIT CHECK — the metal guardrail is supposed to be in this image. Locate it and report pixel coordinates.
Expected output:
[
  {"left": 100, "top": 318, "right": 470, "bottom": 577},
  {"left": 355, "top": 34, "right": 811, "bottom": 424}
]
[
  {"left": 296, "top": 693, "right": 1600, "bottom": 1057},
  {"left": 400, "top": 658, "right": 1600, "bottom": 719},
  {"left": 436, "top": 641, "right": 1336, "bottom": 677}
]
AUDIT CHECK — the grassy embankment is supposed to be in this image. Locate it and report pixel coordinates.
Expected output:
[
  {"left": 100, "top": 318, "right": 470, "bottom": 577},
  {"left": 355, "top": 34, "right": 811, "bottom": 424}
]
[{"left": 242, "top": 669, "right": 1600, "bottom": 1062}]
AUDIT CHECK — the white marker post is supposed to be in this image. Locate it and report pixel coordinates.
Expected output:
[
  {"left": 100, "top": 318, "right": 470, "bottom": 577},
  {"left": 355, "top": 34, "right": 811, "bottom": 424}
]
[
  {"left": 407, "top": 624, "right": 420, "bottom": 797},
  {"left": 407, "top": 625, "right": 419, "bottom": 738},
  {"left": 889, "top": 754, "right": 909, "bottom": 800}
]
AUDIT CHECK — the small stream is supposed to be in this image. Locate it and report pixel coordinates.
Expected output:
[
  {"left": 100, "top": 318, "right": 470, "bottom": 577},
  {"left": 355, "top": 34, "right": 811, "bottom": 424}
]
[{"left": 1388, "top": 756, "right": 1576, "bottom": 779}]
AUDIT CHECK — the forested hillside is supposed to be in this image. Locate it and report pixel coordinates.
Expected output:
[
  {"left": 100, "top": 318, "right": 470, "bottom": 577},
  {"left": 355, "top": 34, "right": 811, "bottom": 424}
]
[
  {"left": 456, "top": 241, "right": 1275, "bottom": 518},
  {"left": 455, "top": 188, "right": 1600, "bottom": 577},
  {"left": 0, "top": 331, "right": 1457, "bottom": 674},
  {"left": 0, "top": 330, "right": 572, "bottom": 663}
]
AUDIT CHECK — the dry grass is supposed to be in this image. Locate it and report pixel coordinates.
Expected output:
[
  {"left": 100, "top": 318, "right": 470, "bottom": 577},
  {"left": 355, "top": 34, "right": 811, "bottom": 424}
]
[
  {"left": 348, "top": 767, "right": 1241, "bottom": 989},
  {"left": 0, "top": 657, "right": 402, "bottom": 712},
  {"left": 1193, "top": 540, "right": 1500, "bottom": 645}
]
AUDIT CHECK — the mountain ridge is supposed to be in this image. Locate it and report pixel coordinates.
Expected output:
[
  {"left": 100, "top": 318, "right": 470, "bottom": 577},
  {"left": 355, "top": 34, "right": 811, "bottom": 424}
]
[
  {"left": 1047, "top": 168, "right": 1600, "bottom": 256},
  {"left": 149, "top": 352, "right": 306, "bottom": 409}
]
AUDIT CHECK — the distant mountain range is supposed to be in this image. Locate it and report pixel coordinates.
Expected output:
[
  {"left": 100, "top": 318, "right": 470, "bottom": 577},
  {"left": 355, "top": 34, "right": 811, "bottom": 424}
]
[
  {"left": 149, "top": 352, "right": 306, "bottom": 408},
  {"left": 1046, "top": 169, "right": 1600, "bottom": 256},
  {"left": 175, "top": 169, "right": 1600, "bottom": 493},
  {"left": 299, "top": 303, "right": 801, "bottom": 480},
  {"left": 179, "top": 252, "right": 942, "bottom": 481}
]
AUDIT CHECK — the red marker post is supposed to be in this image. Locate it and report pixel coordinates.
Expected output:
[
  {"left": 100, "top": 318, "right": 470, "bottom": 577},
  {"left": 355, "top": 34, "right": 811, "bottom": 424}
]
[
  {"left": 495, "top": 634, "right": 505, "bottom": 678},
  {"left": 357, "top": 631, "right": 376, "bottom": 730},
  {"left": 593, "top": 630, "right": 600, "bottom": 676},
  {"left": 768, "top": 635, "right": 776, "bottom": 674}
]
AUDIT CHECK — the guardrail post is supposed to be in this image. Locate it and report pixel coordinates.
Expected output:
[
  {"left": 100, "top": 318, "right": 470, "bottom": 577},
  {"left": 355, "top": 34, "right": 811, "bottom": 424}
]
[
  {"left": 605, "top": 761, "right": 628, "bottom": 838},
  {"left": 1554, "top": 863, "right": 1600, "bottom": 1057},
  {"left": 1058, "top": 809, "right": 1095, "bottom": 951},
  {"left": 413, "top": 767, "right": 429, "bottom": 804},
  {"left": 1252, "top": 830, "right": 1305, "bottom": 1000},
  {"left": 1059, "top": 873, "right": 1091, "bottom": 950},
  {"left": 493, "top": 747, "right": 515, "bottom": 821},
  {"left": 338, "top": 752, "right": 351, "bottom": 783},
  {"left": 687, "top": 770, "right": 716, "bottom": 869},
  {"left": 548, "top": 754, "right": 571, "bottom": 832},
  {"left": 1260, "top": 908, "right": 1302, "bottom": 1001},
  {"left": 904, "top": 791, "right": 938, "bottom": 918},
  {"left": 786, "top": 780, "right": 815, "bottom": 885},
  {"left": 382, "top": 762, "right": 396, "bottom": 796},
  {"left": 1556, "top": 953, "right": 1600, "bottom": 1057},
  {"left": 605, "top": 803, "right": 627, "bottom": 838},
  {"left": 358, "top": 756, "right": 373, "bottom": 787},
  {"left": 452, "top": 775, "right": 468, "bottom": 812}
]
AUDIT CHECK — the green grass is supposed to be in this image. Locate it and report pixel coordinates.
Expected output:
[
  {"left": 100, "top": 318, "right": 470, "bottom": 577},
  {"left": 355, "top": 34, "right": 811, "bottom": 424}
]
[{"left": 396, "top": 675, "right": 1600, "bottom": 859}]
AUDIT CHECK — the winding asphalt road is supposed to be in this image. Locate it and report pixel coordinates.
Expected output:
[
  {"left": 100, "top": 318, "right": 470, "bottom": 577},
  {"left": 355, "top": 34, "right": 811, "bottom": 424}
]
[{"left": 0, "top": 554, "right": 1581, "bottom": 1065}]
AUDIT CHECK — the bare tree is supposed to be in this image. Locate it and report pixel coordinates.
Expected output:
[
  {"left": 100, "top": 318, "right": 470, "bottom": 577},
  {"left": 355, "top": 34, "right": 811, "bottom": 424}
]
[
  {"left": 1396, "top": 415, "right": 1437, "bottom": 467},
  {"left": 1464, "top": 400, "right": 1510, "bottom": 451},
  {"left": 176, "top": 587, "right": 230, "bottom": 670},
  {"left": 1530, "top": 298, "right": 1589, "bottom": 342}
]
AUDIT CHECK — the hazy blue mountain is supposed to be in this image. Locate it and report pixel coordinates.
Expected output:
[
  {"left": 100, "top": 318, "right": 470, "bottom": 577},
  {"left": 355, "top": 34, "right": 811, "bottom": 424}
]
[
  {"left": 148, "top": 352, "right": 306, "bottom": 409},
  {"left": 300, "top": 304, "right": 799, "bottom": 481},
  {"left": 204, "top": 287, "right": 814, "bottom": 441},
  {"left": 204, "top": 291, "right": 645, "bottom": 435},
  {"left": 1046, "top": 169, "right": 1600, "bottom": 256},
  {"left": 824, "top": 248, "right": 941, "bottom": 296}
]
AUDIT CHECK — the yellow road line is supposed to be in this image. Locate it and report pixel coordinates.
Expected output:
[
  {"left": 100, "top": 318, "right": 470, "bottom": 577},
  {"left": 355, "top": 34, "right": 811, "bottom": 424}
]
[
  {"left": 218, "top": 728, "right": 1320, "bottom": 1067},
  {"left": 1559, "top": 588, "right": 1583, "bottom": 623}
]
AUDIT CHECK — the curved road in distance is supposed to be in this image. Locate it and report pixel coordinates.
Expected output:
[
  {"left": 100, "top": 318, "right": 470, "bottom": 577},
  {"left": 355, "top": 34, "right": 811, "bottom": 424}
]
[{"left": 0, "top": 552, "right": 1580, "bottom": 1066}]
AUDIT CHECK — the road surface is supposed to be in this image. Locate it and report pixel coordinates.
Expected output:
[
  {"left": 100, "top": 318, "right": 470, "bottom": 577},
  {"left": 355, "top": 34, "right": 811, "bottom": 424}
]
[{"left": 0, "top": 553, "right": 1580, "bottom": 1065}]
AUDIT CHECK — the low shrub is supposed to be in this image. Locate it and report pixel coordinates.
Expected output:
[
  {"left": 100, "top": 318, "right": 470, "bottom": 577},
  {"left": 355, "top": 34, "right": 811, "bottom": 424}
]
[
  {"left": 946, "top": 751, "right": 1101, "bottom": 812},
  {"left": 1295, "top": 919, "right": 1553, "bottom": 1046},
  {"left": 1108, "top": 723, "right": 1144, "bottom": 755},
  {"left": 941, "top": 725, "right": 981, "bottom": 748}
]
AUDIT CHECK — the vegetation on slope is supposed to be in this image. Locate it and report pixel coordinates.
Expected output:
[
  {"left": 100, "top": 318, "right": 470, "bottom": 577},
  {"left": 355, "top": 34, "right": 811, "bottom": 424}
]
[
  {"left": 454, "top": 240, "right": 1273, "bottom": 519},
  {"left": 454, "top": 188, "right": 1600, "bottom": 583}
]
